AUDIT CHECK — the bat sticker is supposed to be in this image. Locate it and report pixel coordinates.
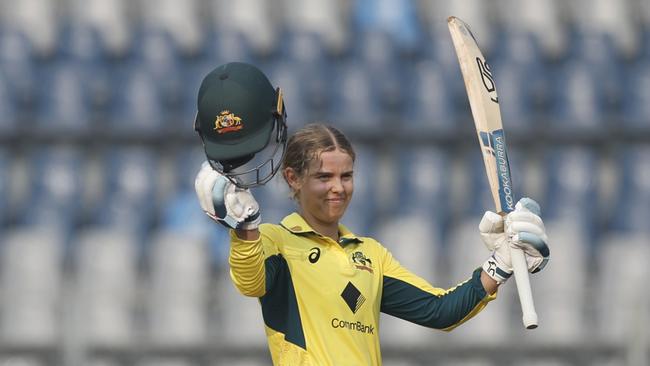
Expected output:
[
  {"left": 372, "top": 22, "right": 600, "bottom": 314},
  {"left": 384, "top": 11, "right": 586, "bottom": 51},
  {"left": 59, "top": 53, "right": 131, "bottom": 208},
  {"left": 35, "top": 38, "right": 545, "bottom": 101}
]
[{"left": 475, "top": 57, "right": 498, "bottom": 103}]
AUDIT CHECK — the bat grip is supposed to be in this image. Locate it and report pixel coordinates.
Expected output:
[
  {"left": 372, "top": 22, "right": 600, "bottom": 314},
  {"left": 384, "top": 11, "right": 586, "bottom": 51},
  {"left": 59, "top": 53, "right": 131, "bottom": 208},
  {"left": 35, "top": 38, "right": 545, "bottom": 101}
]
[{"left": 510, "top": 246, "right": 538, "bottom": 329}]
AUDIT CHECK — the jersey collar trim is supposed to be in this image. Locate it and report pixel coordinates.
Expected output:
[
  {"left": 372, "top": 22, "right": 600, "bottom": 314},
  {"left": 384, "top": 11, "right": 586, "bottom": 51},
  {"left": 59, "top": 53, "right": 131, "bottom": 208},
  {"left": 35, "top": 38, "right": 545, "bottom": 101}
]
[{"left": 280, "top": 213, "right": 363, "bottom": 244}]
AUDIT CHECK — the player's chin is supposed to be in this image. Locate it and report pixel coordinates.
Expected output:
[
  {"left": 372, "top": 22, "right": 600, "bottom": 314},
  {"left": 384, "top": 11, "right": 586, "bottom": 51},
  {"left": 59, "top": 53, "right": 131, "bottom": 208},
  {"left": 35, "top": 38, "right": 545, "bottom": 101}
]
[{"left": 322, "top": 202, "right": 349, "bottom": 221}]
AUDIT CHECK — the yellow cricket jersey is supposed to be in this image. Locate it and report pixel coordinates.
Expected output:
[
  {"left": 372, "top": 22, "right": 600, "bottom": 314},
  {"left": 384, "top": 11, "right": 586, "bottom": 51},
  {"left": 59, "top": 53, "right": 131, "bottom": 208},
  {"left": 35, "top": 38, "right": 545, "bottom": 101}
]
[{"left": 229, "top": 213, "right": 496, "bottom": 366}]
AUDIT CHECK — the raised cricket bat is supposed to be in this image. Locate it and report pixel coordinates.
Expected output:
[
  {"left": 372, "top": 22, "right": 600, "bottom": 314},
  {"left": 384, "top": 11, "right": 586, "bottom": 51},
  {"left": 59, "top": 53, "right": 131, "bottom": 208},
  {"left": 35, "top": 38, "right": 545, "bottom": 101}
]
[{"left": 447, "top": 16, "right": 538, "bottom": 329}]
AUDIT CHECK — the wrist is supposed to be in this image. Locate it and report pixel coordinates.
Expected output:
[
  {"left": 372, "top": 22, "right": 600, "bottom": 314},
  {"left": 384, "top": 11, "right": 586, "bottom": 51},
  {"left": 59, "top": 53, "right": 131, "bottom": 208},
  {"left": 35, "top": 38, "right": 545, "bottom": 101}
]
[{"left": 482, "top": 255, "right": 512, "bottom": 284}]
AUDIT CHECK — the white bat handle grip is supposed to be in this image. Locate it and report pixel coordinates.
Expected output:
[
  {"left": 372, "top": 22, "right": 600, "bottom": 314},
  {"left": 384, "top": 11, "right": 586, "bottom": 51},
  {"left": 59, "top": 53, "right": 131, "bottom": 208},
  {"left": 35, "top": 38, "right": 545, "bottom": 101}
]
[{"left": 510, "top": 246, "right": 538, "bottom": 329}]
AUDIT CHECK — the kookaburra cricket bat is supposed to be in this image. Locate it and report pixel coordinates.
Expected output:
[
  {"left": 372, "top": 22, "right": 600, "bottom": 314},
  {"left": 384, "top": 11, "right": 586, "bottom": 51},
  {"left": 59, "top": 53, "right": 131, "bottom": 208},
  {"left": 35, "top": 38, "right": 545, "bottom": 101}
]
[{"left": 448, "top": 16, "right": 538, "bottom": 329}]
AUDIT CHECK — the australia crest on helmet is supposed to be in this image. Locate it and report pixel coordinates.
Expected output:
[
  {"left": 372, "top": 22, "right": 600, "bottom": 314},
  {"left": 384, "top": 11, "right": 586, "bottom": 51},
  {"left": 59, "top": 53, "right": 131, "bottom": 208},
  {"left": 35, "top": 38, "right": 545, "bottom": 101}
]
[{"left": 214, "top": 110, "right": 243, "bottom": 134}]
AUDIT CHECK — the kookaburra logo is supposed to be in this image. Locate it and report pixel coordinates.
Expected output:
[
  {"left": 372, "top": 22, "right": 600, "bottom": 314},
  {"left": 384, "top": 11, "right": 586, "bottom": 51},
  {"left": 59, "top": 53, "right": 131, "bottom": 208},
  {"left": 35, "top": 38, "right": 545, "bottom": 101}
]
[{"left": 351, "top": 252, "right": 373, "bottom": 274}]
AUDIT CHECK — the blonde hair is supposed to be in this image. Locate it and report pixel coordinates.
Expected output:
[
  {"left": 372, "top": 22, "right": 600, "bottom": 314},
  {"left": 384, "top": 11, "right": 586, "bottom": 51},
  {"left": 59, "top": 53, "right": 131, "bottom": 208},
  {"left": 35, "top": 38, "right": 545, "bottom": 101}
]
[{"left": 282, "top": 123, "right": 355, "bottom": 199}]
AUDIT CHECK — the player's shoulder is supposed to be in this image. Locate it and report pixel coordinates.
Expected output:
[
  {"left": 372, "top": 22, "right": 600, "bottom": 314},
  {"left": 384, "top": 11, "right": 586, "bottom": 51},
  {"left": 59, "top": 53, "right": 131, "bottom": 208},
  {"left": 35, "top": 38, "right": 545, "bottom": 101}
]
[{"left": 259, "top": 222, "right": 285, "bottom": 237}]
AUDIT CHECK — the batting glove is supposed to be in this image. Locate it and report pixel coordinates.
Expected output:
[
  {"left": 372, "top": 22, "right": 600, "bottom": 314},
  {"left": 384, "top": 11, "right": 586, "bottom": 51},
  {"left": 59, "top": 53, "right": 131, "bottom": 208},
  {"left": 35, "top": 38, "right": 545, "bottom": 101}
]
[
  {"left": 480, "top": 197, "right": 550, "bottom": 284},
  {"left": 194, "top": 161, "right": 261, "bottom": 230}
]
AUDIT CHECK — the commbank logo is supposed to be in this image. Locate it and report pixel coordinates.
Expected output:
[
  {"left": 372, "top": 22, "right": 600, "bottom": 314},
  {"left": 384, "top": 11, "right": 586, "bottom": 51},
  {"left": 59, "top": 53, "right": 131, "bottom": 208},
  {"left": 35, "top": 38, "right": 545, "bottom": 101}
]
[{"left": 341, "top": 282, "right": 365, "bottom": 314}]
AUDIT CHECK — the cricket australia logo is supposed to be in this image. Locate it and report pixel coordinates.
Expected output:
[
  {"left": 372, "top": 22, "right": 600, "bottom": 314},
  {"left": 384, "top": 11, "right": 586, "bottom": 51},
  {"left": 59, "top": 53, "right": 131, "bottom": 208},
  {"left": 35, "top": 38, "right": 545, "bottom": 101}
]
[
  {"left": 351, "top": 252, "right": 373, "bottom": 274},
  {"left": 214, "top": 110, "right": 243, "bottom": 134}
]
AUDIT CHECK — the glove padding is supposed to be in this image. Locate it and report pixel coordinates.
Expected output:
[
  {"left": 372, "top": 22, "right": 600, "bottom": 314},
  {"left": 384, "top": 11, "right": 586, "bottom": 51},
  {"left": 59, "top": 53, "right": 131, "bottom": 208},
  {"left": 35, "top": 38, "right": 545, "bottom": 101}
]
[
  {"left": 194, "top": 162, "right": 261, "bottom": 230},
  {"left": 480, "top": 197, "right": 550, "bottom": 284}
]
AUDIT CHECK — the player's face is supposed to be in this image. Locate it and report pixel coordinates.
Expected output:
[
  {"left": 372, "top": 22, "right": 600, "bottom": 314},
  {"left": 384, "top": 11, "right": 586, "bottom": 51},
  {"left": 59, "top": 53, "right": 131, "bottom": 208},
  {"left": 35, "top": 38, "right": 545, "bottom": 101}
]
[{"left": 295, "top": 149, "right": 354, "bottom": 228}]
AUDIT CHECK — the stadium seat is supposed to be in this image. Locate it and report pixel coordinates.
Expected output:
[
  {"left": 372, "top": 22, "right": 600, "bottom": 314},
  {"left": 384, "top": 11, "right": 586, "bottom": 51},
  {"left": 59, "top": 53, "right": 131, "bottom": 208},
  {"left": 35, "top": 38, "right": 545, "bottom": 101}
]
[
  {"left": 0, "top": 28, "right": 38, "bottom": 112},
  {"left": 0, "top": 149, "right": 9, "bottom": 225},
  {"left": 352, "top": 0, "right": 422, "bottom": 55},
  {"left": 595, "top": 234, "right": 649, "bottom": 344},
  {"left": 95, "top": 147, "right": 157, "bottom": 238},
  {"left": 36, "top": 61, "right": 92, "bottom": 134},
  {"left": 621, "top": 60, "right": 650, "bottom": 131},
  {"left": 131, "top": 28, "right": 183, "bottom": 110},
  {"left": 205, "top": 30, "right": 256, "bottom": 66},
  {"left": 267, "top": 61, "right": 309, "bottom": 128},
  {"left": 207, "top": 0, "right": 279, "bottom": 57},
  {"left": 549, "top": 61, "right": 608, "bottom": 135},
  {"left": 138, "top": 0, "right": 204, "bottom": 56},
  {"left": 146, "top": 230, "right": 209, "bottom": 348},
  {"left": 73, "top": 228, "right": 138, "bottom": 348},
  {"left": 23, "top": 146, "right": 84, "bottom": 232},
  {"left": 0, "top": 226, "right": 64, "bottom": 347},
  {"left": 0, "top": 70, "right": 17, "bottom": 133},
  {"left": 609, "top": 146, "right": 650, "bottom": 232},
  {"left": 109, "top": 64, "right": 166, "bottom": 134},
  {"left": 278, "top": 32, "right": 332, "bottom": 120},
  {"left": 66, "top": 0, "right": 132, "bottom": 57},
  {"left": 328, "top": 60, "right": 382, "bottom": 131},
  {"left": 403, "top": 60, "right": 457, "bottom": 135},
  {"left": 0, "top": 0, "right": 58, "bottom": 56},
  {"left": 282, "top": 0, "right": 347, "bottom": 55},
  {"left": 492, "top": 0, "right": 567, "bottom": 58}
]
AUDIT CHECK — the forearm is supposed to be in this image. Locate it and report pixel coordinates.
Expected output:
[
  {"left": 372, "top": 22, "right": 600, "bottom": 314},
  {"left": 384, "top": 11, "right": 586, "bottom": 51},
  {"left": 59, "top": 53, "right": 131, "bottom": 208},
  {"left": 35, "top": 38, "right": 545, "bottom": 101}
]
[
  {"left": 480, "top": 270, "right": 499, "bottom": 295},
  {"left": 229, "top": 230, "right": 266, "bottom": 297}
]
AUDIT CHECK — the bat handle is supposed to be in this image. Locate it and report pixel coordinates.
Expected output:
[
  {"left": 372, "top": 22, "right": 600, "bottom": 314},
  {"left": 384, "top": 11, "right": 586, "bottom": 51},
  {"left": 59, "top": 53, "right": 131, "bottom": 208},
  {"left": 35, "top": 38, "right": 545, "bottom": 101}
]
[{"left": 510, "top": 246, "right": 538, "bottom": 329}]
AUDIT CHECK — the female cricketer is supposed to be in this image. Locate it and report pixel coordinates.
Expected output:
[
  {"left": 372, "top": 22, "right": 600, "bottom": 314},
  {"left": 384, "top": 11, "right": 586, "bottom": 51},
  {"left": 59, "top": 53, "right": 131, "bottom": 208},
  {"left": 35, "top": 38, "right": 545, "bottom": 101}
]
[{"left": 193, "top": 62, "right": 549, "bottom": 365}]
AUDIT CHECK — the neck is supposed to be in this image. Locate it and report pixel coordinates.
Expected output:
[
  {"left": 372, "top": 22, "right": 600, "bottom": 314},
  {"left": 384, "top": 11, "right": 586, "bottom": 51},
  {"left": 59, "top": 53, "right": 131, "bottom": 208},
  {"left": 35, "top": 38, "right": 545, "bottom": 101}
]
[{"left": 299, "top": 211, "right": 339, "bottom": 242}]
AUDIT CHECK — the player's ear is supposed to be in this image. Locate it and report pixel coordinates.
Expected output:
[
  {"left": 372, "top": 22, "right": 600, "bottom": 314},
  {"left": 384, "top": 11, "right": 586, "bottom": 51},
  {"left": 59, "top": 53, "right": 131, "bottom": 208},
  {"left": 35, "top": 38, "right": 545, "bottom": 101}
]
[{"left": 284, "top": 167, "right": 302, "bottom": 192}]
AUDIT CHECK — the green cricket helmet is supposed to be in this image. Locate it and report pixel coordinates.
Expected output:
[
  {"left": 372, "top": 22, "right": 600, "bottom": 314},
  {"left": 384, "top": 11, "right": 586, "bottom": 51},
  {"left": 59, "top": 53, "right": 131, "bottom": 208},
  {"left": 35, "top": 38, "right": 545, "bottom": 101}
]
[{"left": 194, "top": 62, "right": 287, "bottom": 188}]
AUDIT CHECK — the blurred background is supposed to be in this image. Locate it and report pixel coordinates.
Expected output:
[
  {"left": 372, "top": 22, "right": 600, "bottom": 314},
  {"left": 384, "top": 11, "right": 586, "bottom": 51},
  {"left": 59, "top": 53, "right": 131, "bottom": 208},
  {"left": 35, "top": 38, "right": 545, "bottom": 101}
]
[{"left": 0, "top": 0, "right": 649, "bottom": 365}]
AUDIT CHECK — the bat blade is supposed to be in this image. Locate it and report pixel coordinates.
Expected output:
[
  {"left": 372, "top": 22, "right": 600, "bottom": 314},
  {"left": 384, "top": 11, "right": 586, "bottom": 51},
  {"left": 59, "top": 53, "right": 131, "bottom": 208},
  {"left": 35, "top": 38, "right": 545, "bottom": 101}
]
[{"left": 448, "top": 16, "right": 538, "bottom": 329}]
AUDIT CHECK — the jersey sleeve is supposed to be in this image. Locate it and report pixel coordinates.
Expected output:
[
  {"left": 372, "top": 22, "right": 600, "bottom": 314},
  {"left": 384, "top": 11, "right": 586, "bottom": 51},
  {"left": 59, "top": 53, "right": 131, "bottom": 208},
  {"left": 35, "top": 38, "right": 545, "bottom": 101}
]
[
  {"left": 379, "top": 246, "right": 496, "bottom": 331},
  {"left": 228, "top": 224, "right": 283, "bottom": 297}
]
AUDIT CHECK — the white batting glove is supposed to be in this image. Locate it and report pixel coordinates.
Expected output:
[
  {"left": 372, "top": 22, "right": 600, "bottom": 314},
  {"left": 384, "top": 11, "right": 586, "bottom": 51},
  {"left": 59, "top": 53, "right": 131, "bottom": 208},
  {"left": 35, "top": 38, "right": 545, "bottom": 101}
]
[
  {"left": 194, "top": 161, "right": 261, "bottom": 230},
  {"left": 480, "top": 198, "right": 550, "bottom": 284}
]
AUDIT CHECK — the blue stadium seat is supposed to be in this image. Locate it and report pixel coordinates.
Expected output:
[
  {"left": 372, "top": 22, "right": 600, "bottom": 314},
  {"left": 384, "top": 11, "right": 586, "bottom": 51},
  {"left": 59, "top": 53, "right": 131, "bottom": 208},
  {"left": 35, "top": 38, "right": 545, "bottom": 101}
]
[
  {"left": 95, "top": 147, "right": 157, "bottom": 239},
  {"left": 328, "top": 61, "right": 382, "bottom": 131},
  {"left": 57, "top": 23, "right": 106, "bottom": 63},
  {"left": 0, "top": 28, "right": 38, "bottom": 112},
  {"left": 0, "top": 149, "right": 9, "bottom": 225},
  {"left": 351, "top": 31, "right": 406, "bottom": 116},
  {"left": 0, "top": 70, "right": 17, "bottom": 134},
  {"left": 131, "top": 28, "right": 183, "bottom": 109},
  {"left": 490, "top": 32, "right": 550, "bottom": 134},
  {"left": 352, "top": 0, "right": 422, "bottom": 55},
  {"left": 551, "top": 32, "right": 622, "bottom": 131},
  {"left": 395, "top": 146, "right": 450, "bottom": 218},
  {"left": 278, "top": 32, "right": 332, "bottom": 120},
  {"left": 621, "top": 60, "right": 650, "bottom": 131},
  {"left": 109, "top": 65, "right": 166, "bottom": 134},
  {"left": 403, "top": 60, "right": 457, "bottom": 135},
  {"left": 36, "top": 62, "right": 92, "bottom": 134},
  {"left": 267, "top": 61, "right": 309, "bottom": 128},
  {"left": 542, "top": 147, "right": 599, "bottom": 243},
  {"left": 549, "top": 61, "right": 607, "bottom": 135},
  {"left": 23, "top": 147, "right": 84, "bottom": 232},
  {"left": 205, "top": 30, "right": 255, "bottom": 66},
  {"left": 177, "top": 60, "right": 214, "bottom": 137},
  {"left": 609, "top": 146, "right": 650, "bottom": 233}
]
